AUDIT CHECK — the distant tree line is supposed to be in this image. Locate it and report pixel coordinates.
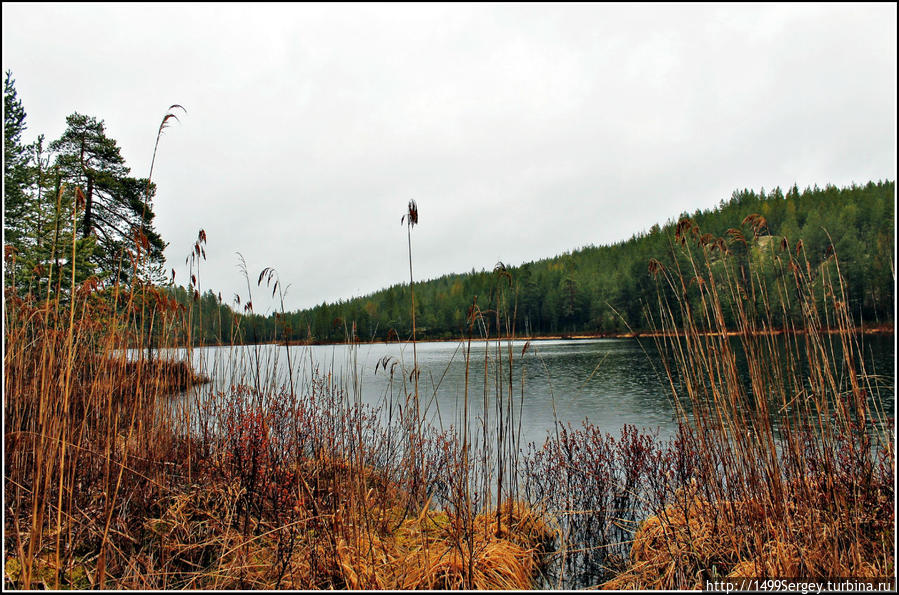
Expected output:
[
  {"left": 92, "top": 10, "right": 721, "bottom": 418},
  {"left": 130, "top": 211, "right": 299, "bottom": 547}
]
[{"left": 164, "top": 181, "right": 895, "bottom": 345}]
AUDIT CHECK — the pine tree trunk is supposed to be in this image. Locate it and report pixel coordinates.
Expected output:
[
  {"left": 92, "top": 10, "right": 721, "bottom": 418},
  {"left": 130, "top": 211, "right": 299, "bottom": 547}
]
[{"left": 83, "top": 175, "right": 93, "bottom": 237}]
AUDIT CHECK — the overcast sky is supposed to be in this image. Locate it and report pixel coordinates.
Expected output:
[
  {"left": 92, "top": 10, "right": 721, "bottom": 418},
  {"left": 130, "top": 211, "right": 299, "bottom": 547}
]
[{"left": 3, "top": 3, "right": 896, "bottom": 313}]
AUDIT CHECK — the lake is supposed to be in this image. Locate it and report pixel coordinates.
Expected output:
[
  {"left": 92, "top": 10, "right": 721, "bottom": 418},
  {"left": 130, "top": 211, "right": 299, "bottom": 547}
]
[{"left": 169, "top": 334, "right": 895, "bottom": 450}]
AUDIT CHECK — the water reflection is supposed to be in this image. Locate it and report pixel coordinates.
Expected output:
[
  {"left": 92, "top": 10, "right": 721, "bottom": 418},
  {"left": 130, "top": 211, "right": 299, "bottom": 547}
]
[{"left": 161, "top": 334, "right": 894, "bottom": 450}]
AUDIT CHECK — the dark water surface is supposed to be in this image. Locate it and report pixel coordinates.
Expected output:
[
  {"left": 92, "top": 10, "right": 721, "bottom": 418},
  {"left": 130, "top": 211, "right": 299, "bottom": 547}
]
[{"left": 171, "top": 334, "right": 894, "bottom": 449}]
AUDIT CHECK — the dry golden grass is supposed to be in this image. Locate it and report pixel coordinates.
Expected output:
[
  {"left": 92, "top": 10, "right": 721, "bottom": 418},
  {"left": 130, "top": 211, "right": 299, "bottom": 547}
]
[
  {"left": 603, "top": 442, "right": 894, "bottom": 590},
  {"left": 333, "top": 498, "right": 556, "bottom": 590},
  {"left": 104, "top": 462, "right": 555, "bottom": 590}
]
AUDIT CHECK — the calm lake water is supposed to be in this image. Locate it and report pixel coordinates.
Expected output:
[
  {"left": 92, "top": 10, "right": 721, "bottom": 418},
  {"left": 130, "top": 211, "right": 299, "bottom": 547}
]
[{"left": 170, "top": 334, "right": 895, "bottom": 450}]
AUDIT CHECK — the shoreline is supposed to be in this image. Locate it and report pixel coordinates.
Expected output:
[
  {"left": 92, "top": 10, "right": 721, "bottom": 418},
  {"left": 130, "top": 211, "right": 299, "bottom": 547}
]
[
  {"left": 275, "top": 323, "right": 896, "bottom": 347},
  {"left": 137, "top": 324, "right": 894, "bottom": 350}
]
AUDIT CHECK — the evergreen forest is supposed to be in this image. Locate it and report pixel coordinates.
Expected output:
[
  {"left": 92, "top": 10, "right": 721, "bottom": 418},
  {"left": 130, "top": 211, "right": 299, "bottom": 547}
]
[{"left": 165, "top": 181, "right": 895, "bottom": 345}]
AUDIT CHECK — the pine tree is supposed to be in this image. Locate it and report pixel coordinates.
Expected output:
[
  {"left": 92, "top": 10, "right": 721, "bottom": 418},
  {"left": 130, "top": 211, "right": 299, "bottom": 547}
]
[
  {"left": 3, "top": 71, "right": 34, "bottom": 253},
  {"left": 50, "top": 112, "right": 166, "bottom": 282}
]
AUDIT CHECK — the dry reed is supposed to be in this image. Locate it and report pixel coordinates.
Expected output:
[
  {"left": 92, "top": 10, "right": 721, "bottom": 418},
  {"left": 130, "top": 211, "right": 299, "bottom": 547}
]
[{"left": 600, "top": 216, "right": 895, "bottom": 589}]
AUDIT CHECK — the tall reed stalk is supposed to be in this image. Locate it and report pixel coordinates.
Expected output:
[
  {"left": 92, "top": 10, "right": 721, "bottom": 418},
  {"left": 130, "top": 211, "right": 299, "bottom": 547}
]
[{"left": 601, "top": 215, "right": 896, "bottom": 588}]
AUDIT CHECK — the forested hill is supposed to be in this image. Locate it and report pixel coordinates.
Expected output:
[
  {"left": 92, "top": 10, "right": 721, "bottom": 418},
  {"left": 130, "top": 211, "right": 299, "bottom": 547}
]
[{"left": 171, "top": 181, "right": 895, "bottom": 344}]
